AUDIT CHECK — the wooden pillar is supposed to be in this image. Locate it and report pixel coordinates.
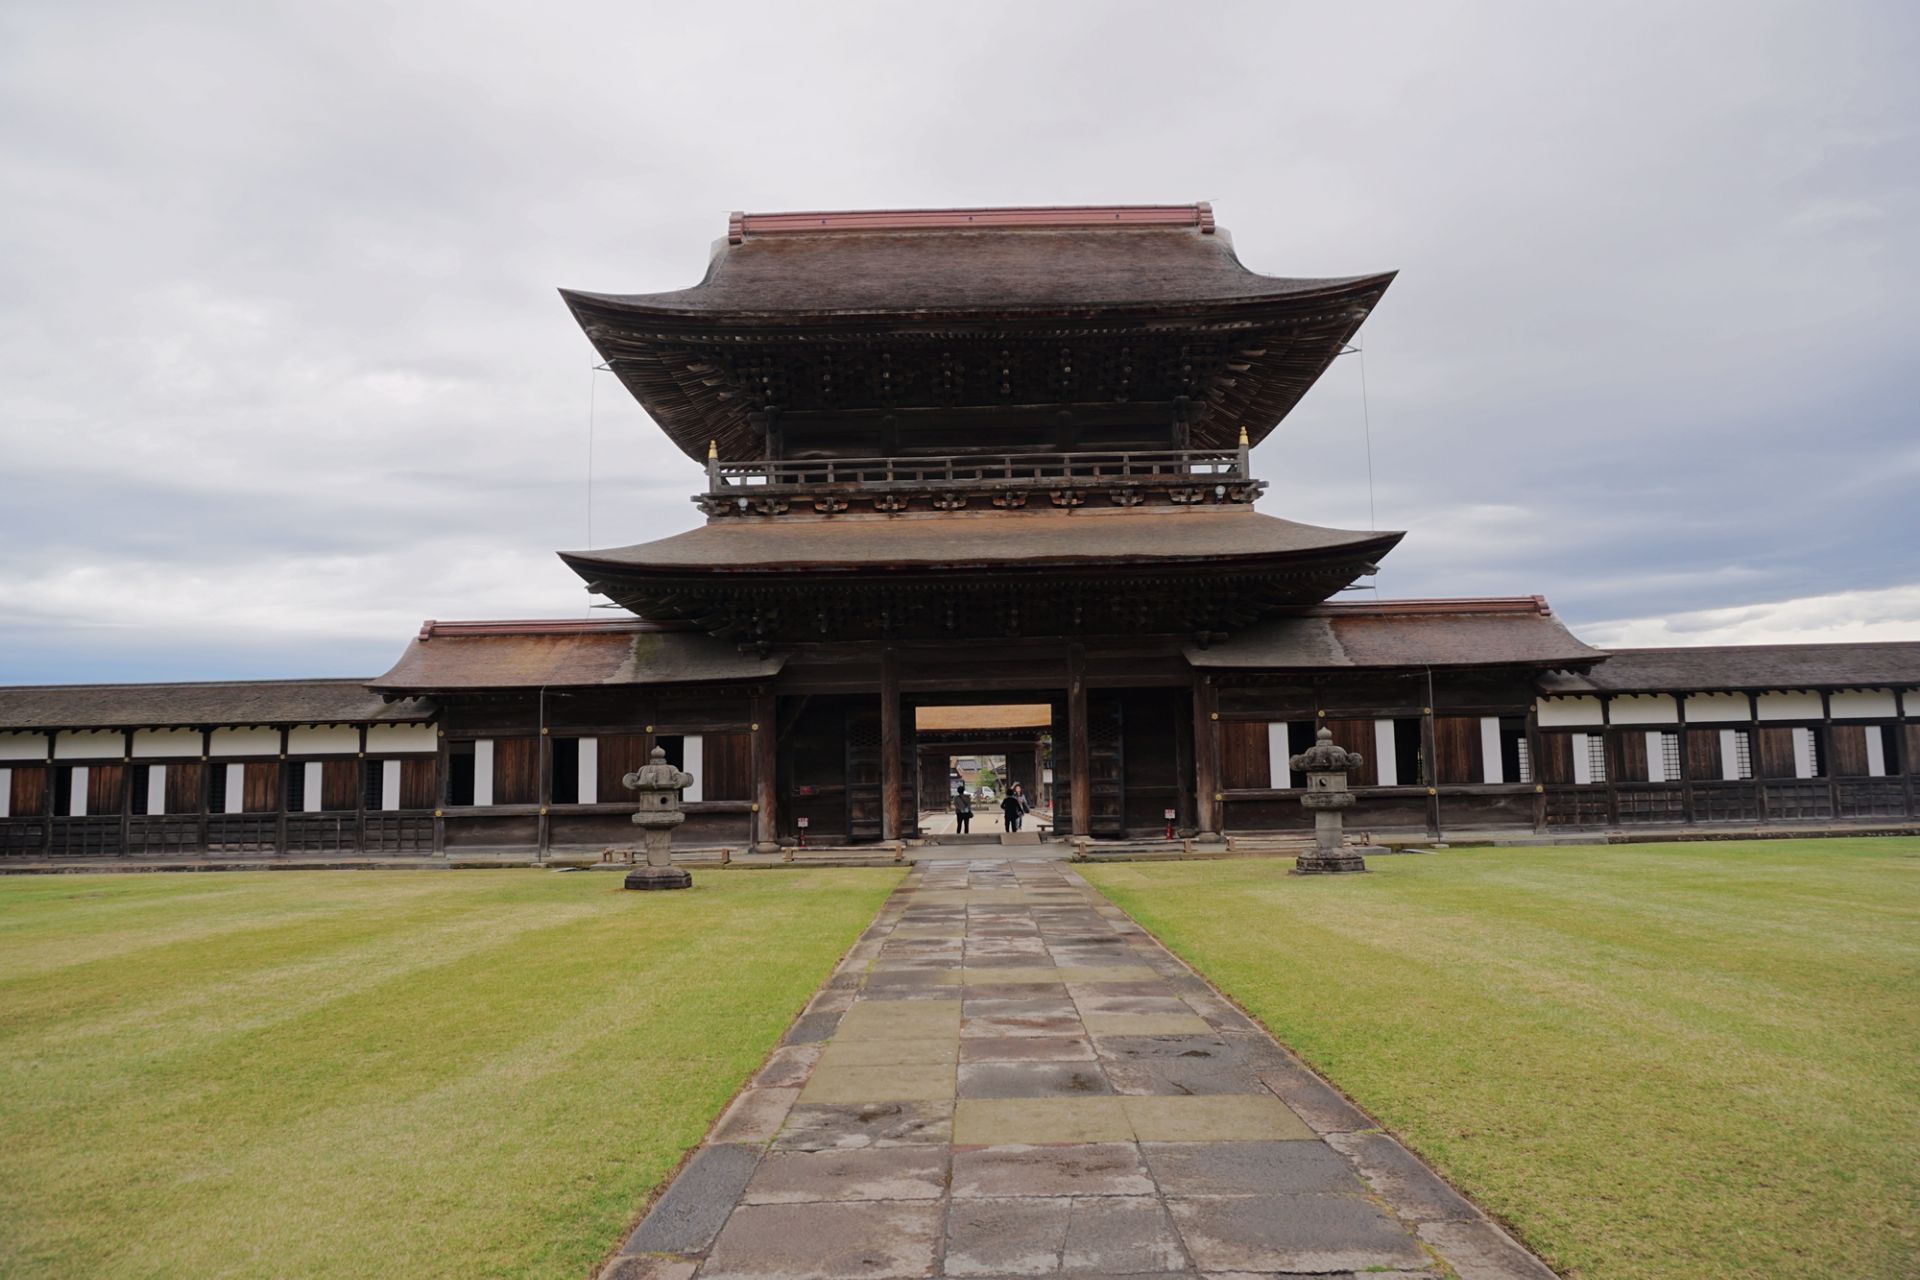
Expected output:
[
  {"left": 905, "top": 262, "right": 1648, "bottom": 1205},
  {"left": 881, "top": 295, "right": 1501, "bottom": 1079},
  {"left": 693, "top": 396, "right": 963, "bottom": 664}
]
[
  {"left": 1526, "top": 701, "right": 1546, "bottom": 833},
  {"left": 197, "top": 728, "right": 211, "bottom": 854},
  {"left": 119, "top": 729, "right": 133, "bottom": 858},
  {"left": 40, "top": 733, "right": 54, "bottom": 858},
  {"left": 276, "top": 727, "right": 290, "bottom": 856},
  {"left": 1189, "top": 670, "right": 1218, "bottom": 840},
  {"left": 1899, "top": 690, "right": 1915, "bottom": 819},
  {"left": 537, "top": 722, "right": 552, "bottom": 860},
  {"left": 432, "top": 725, "right": 448, "bottom": 855},
  {"left": 1676, "top": 695, "right": 1694, "bottom": 824},
  {"left": 1749, "top": 693, "right": 1767, "bottom": 823},
  {"left": 1173, "top": 689, "right": 1197, "bottom": 836},
  {"left": 751, "top": 689, "right": 778, "bottom": 853},
  {"left": 1421, "top": 703, "right": 1441, "bottom": 837},
  {"left": 1819, "top": 689, "right": 1837, "bottom": 820},
  {"left": 880, "top": 650, "right": 903, "bottom": 841},
  {"left": 1070, "top": 645, "right": 1092, "bottom": 838},
  {"left": 1599, "top": 697, "right": 1620, "bottom": 829},
  {"left": 355, "top": 725, "right": 368, "bottom": 854}
]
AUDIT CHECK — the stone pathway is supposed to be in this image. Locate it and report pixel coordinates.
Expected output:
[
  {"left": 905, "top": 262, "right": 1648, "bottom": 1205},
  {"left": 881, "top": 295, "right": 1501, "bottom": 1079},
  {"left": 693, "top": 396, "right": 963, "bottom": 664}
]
[{"left": 601, "top": 860, "right": 1552, "bottom": 1280}]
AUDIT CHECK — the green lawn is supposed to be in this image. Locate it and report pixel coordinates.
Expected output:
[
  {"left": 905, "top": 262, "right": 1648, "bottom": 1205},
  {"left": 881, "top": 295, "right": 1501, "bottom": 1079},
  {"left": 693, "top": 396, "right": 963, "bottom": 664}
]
[
  {"left": 0, "top": 867, "right": 900, "bottom": 1280},
  {"left": 1084, "top": 839, "right": 1920, "bottom": 1280}
]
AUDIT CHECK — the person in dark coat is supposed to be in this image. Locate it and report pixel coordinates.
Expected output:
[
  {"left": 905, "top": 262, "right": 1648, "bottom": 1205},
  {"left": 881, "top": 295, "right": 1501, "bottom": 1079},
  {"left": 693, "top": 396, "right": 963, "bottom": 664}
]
[
  {"left": 1001, "top": 787, "right": 1025, "bottom": 833},
  {"left": 954, "top": 788, "right": 973, "bottom": 834}
]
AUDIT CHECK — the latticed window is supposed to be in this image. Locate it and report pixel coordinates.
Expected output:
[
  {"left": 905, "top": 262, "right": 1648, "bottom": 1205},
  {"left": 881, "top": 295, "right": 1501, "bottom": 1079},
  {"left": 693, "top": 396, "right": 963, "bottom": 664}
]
[
  {"left": 1514, "top": 738, "right": 1532, "bottom": 784},
  {"left": 1733, "top": 730, "right": 1754, "bottom": 780},
  {"left": 1660, "top": 733, "right": 1681, "bottom": 782},
  {"left": 1587, "top": 735, "right": 1608, "bottom": 783}
]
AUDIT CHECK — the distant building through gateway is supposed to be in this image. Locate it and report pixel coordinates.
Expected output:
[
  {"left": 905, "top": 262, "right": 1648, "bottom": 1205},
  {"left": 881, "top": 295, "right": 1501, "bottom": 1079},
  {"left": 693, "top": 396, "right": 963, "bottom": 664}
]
[{"left": 2, "top": 204, "right": 1917, "bottom": 859}]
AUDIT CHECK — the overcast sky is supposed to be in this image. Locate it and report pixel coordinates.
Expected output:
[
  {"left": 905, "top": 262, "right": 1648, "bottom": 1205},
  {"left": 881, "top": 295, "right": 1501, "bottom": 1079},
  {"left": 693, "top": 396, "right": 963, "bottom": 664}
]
[{"left": 1, "top": 1, "right": 1915, "bottom": 685}]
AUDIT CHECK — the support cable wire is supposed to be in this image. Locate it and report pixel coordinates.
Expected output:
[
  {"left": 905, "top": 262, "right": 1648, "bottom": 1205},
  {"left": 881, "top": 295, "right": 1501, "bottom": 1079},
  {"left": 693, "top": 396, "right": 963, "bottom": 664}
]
[{"left": 1339, "top": 342, "right": 1382, "bottom": 595}]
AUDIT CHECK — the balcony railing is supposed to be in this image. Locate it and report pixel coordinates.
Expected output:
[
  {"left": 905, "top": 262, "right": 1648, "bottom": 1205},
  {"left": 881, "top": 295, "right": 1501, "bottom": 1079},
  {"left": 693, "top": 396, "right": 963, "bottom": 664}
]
[
  {"left": 697, "top": 446, "right": 1259, "bottom": 517},
  {"left": 709, "top": 447, "right": 1246, "bottom": 491}
]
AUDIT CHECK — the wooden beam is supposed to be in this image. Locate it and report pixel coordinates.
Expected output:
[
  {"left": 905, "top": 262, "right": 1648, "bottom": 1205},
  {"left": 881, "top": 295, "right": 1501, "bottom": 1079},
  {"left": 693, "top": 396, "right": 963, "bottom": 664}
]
[
  {"left": 880, "top": 650, "right": 903, "bottom": 840},
  {"left": 1070, "top": 645, "right": 1091, "bottom": 838},
  {"left": 751, "top": 690, "right": 779, "bottom": 852}
]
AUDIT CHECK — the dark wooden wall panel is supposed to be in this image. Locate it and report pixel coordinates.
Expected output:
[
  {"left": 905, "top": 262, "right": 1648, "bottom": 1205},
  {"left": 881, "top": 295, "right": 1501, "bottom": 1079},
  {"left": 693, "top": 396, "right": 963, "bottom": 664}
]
[
  {"left": 1534, "top": 734, "right": 1574, "bottom": 785},
  {"left": 1684, "top": 730, "right": 1723, "bottom": 781},
  {"left": 1219, "top": 721, "right": 1270, "bottom": 790},
  {"left": 166, "top": 762, "right": 203, "bottom": 814},
  {"left": 1755, "top": 728, "right": 1798, "bottom": 779},
  {"left": 322, "top": 760, "right": 360, "bottom": 810},
  {"left": 1432, "top": 717, "right": 1481, "bottom": 785},
  {"left": 242, "top": 763, "right": 279, "bottom": 813},
  {"left": 1614, "top": 731, "right": 1649, "bottom": 783},
  {"left": 493, "top": 737, "right": 539, "bottom": 806},
  {"left": 10, "top": 766, "right": 48, "bottom": 817},
  {"left": 703, "top": 732, "right": 752, "bottom": 801},
  {"left": 400, "top": 759, "right": 436, "bottom": 809},
  {"left": 1325, "top": 719, "right": 1378, "bottom": 786},
  {"left": 598, "top": 734, "right": 650, "bottom": 804},
  {"left": 87, "top": 764, "right": 125, "bottom": 815},
  {"left": 1827, "top": 726, "right": 1870, "bottom": 777}
]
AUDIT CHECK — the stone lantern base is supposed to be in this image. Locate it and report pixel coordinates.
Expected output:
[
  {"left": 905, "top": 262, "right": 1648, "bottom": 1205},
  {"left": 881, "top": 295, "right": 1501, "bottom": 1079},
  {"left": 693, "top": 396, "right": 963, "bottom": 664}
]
[
  {"left": 1292, "top": 847, "right": 1371, "bottom": 875},
  {"left": 624, "top": 865, "right": 693, "bottom": 891}
]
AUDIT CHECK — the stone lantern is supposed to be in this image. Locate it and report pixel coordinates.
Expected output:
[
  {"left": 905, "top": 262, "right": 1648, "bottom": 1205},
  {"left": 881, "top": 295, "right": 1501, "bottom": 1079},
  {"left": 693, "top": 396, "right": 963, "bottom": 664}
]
[
  {"left": 1288, "top": 726, "right": 1372, "bottom": 875},
  {"left": 622, "top": 746, "right": 695, "bottom": 890}
]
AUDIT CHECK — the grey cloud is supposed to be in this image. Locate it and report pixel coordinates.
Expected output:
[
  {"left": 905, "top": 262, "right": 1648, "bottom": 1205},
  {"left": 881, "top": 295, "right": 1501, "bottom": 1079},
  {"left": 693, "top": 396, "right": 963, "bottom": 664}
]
[{"left": 1, "top": 0, "right": 1916, "bottom": 682}]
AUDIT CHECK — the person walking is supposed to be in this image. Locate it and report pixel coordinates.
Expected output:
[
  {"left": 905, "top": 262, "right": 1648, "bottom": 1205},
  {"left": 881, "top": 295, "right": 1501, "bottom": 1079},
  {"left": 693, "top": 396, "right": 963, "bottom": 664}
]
[
  {"left": 954, "top": 788, "right": 973, "bottom": 834},
  {"left": 1001, "top": 785, "right": 1025, "bottom": 834}
]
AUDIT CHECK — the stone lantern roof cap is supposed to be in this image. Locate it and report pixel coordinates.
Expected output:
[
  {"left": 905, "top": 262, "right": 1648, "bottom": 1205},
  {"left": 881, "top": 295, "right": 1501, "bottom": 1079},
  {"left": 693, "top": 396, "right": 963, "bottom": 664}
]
[{"left": 1289, "top": 725, "right": 1364, "bottom": 774}]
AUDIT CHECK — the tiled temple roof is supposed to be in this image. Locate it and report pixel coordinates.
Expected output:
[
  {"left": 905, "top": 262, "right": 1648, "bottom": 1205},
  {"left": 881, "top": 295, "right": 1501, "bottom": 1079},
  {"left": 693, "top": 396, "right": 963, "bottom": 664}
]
[
  {"left": 0, "top": 679, "right": 432, "bottom": 730},
  {"left": 1185, "top": 597, "right": 1606, "bottom": 671}
]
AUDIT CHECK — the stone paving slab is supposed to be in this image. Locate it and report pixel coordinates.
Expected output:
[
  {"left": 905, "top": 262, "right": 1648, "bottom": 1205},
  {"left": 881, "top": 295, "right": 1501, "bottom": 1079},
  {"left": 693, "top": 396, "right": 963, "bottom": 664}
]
[{"left": 598, "top": 859, "right": 1554, "bottom": 1279}]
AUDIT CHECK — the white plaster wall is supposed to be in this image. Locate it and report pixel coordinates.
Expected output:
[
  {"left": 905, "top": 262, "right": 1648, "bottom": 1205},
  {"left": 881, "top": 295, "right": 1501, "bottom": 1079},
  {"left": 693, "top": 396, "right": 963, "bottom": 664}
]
[
  {"left": 148, "top": 765, "right": 168, "bottom": 816},
  {"left": 1571, "top": 733, "right": 1592, "bottom": 785},
  {"left": 682, "top": 735, "right": 704, "bottom": 802},
  {"left": 1907, "top": 690, "right": 1920, "bottom": 718},
  {"left": 1537, "top": 697, "right": 1603, "bottom": 727},
  {"left": 1685, "top": 692, "right": 1750, "bottom": 724},
  {"left": 1645, "top": 731, "right": 1666, "bottom": 783},
  {"left": 1719, "top": 729, "right": 1743, "bottom": 781},
  {"left": 71, "top": 765, "right": 89, "bottom": 816},
  {"left": 472, "top": 739, "right": 495, "bottom": 806},
  {"left": 55, "top": 730, "right": 122, "bottom": 760},
  {"left": 0, "top": 768, "right": 10, "bottom": 817},
  {"left": 1791, "top": 727, "right": 1816, "bottom": 778},
  {"left": 301, "top": 761, "right": 324, "bottom": 812},
  {"left": 224, "top": 763, "right": 246, "bottom": 813},
  {"left": 367, "top": 723, "right": 437, "bottom": 753},
  {"left": 1757, "top": 691, "right": 1823, "bottom": 721},
  {"left": 1373, "top": 720, "right": 1397, "bottom": 787},
  {"left": 0, "top": 732, "right": 47, "bottom": 762},
  {"left": 381, "top": 759, "right": 402, "bottom": 812},
  {"left": 1829, "top": 689, "right": 1897, "bottom": 719},
  {"left": 211, "top": 727, "right": 281, "bottom": 757},
  {"left": 289, "top": 725, "right": 360, "bottom": 755},
  {"left": 1480, "top": 717, "right": 1503, "bottom": 784},
  {"left": 1266, "top": 723, "right": 1290, "bottom": 789},
  {"left": 1866, "top": 731, "right": 1887, "bottom": 777},
  {"left": 578, "top": 738, "right": 598, "bottom": 805},
  {"left": 1609, "top": 694, "right": 1677, "bottom": 725},
  {"left": 132, "top": 728, "right": 201, "bottom": 759}
]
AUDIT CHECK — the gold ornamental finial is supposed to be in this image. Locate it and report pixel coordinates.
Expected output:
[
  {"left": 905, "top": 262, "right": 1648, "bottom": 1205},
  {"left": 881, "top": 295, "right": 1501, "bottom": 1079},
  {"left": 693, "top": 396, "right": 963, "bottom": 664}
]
[
  {"left": 707, "top": 439, "right": 718, "bottom": 459},
  {"left": 1237, "top": 425, "right": 1250, "bottom": 446}
]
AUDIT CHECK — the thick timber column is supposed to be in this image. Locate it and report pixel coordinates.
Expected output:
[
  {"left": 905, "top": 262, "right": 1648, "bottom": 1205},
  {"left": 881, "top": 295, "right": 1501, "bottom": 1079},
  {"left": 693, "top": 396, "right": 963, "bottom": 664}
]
[
  {"left": 880, "top": 649, "right": 903, "bottom": 841},
  {"left": 751, "top": 689, "right": 778, "bottom": 853},
  {"left": 1069, "top": 644, "right": 1091, "bottom": 838},
  {"left": 1191, "top": 672, "right": 1221, "bottom": 841}
]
